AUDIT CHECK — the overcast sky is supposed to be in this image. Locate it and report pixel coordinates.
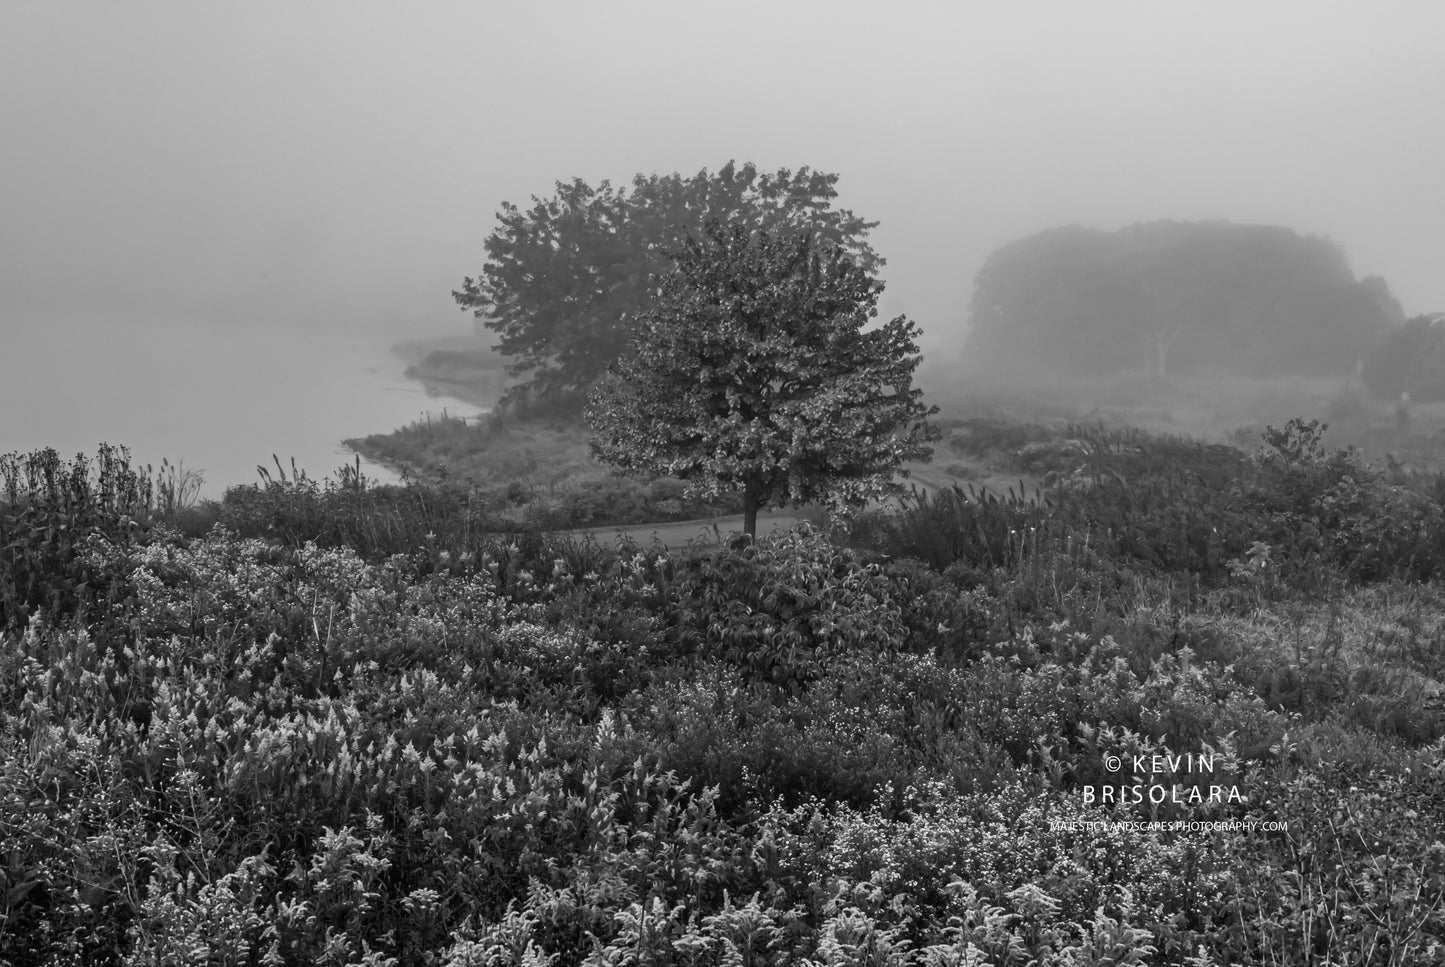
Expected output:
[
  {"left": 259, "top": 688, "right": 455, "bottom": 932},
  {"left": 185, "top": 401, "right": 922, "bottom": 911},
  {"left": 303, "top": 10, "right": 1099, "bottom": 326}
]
[{"left": 4, "top": 1, "right": 1444, "bottom": 354}]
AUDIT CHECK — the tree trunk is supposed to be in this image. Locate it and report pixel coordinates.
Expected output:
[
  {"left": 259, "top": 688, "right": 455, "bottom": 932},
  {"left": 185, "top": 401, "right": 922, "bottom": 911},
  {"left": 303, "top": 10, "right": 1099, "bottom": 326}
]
[
  {"left": 742, "top": 479, "right": 762, "bottom": 539},
  {"left": 1154, "top": 326, "right": 1183, "bottom": 378}
]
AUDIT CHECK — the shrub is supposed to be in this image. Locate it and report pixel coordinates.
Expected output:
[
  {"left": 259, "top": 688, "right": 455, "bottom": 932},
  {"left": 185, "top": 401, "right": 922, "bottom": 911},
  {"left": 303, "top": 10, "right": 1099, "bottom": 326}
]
[
  {"left": 0, "top": 445, "right": 158, "bottom": 631},
  {"left": 1223, "top": 754, "right": 1445, "bottom": 965},
  {"left": 854, "top": 482, "right": 1054, "bottom": 573},
  {"left": 668, "top": 525, "right": 909, "bottom": 689},
  {"left": 945, "top": 417, "right": 1049, "bottom": 457},
  {"left": 771, "top": 778, "right": 1225, "bottom": 957},
  {"left": 1244, "top": 418, "right": 1445, "bottom": 582}
]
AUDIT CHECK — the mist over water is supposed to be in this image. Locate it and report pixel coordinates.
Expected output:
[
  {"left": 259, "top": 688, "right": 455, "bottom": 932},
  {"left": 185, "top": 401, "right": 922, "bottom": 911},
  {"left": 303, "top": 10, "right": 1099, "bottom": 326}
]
[
  {"left": 5, "top": 3, "right": 1445, "bottom": 486},
  {"left": 1, "top": 313, "right": 483, "bottom": 498}
]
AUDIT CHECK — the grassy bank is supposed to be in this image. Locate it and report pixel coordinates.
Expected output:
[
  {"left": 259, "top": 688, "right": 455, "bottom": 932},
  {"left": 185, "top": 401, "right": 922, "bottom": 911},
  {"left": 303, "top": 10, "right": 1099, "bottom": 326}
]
[{"left": 344, "top": 412, "right": 746, "bottom": 531}]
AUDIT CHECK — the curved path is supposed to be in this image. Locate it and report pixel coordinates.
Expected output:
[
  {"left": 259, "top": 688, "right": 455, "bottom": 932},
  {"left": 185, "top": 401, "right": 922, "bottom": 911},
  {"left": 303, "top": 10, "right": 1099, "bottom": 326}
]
[
  {"left": 544, "top": 462, "right": 1036, "bottom": 551},
  {"left": 551, "top": 511, "right": 807, "bottom": 550}
]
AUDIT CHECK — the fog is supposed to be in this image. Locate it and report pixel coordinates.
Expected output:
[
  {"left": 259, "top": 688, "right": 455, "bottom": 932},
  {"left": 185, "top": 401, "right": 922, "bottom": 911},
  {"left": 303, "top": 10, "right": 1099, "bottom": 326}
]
[{"left": 5, "top": 1, "right": 1445, "bottom": 357}]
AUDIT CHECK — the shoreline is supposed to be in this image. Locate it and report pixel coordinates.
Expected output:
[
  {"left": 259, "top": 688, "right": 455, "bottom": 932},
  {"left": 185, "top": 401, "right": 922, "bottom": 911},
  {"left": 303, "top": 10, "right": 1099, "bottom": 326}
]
[
  {"left": 336, "top": 445, "right": 419, "bottom": 488},
  {"left": 398, "top": 371, "right": 499, "bottom": 410},
  {"left": 389, "top": 336, "right": 506, "bottom": 411},
  {"left": 332, "top": 335, "right": 501, "bottom": 485}
]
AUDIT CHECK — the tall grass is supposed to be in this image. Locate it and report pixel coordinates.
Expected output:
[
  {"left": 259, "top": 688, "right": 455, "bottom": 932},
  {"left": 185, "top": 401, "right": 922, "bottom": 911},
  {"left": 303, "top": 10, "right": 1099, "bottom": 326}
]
[
  {"left": 150, "top": 456, "right": 205, "bottom": 515},
  {"left": 849, "top": 480, "right": 1057, "bottom": 572},
  {"left": 1, "top": 445, "right": 159, "bottom": 629},
  {"left": 215, "top": 453, "right": 501, "bottom": 559},
  {"left": 849, "top": 417, "right": 1445, "bottom": 599}
]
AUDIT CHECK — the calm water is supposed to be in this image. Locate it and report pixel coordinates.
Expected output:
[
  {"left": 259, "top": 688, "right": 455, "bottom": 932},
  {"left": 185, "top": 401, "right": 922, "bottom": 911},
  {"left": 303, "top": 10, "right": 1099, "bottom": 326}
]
[{"left": 1, "top": 312, "right": 485, "bottom": 499}]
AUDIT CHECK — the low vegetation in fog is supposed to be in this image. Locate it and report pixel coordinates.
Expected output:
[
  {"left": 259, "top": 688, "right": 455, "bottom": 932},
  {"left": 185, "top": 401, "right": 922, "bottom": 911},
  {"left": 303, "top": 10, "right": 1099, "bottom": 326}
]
[
  {"left": 1360, "top": 312, "right": 1445, "bottom": 401},
  {"left": 3, "top": 417, "right": 1444, "bottom": 965},
  {"left": 400, "top": 345, "right": 510, "bottom": 408}
]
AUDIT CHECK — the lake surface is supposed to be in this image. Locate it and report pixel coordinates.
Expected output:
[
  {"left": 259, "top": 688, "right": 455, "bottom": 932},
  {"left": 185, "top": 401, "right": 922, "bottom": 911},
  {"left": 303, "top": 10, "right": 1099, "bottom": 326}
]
[{"left": 1, "top": 312, "right": 486, "bottom": 499}]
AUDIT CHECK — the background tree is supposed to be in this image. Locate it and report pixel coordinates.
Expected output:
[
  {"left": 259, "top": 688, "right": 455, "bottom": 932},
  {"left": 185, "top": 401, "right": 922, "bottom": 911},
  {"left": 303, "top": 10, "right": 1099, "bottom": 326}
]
[
  {"left": 1361, "top": 314, "right": 1445, "bottom": 401},
  {"left": 455, "top": 161, "right": 880, "bottom": 412},
  {"left": 585, "top": 222, "right": 937, "bottom": 537},
  {"left": 964, "top": 220, "right": 1403, "bottom": 380}
]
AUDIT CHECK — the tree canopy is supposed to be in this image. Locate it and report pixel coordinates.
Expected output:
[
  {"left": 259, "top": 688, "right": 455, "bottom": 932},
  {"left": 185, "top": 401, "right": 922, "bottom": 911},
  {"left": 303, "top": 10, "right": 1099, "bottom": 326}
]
[
  {"left": 964, "top": 221, "right": 1403, "bottom": 380},
  {"left": 585, "top": 222, "right": 937, "bottom": 537},
  {"left": 454, "top": 161, "right": 880, "bottom": 411}
]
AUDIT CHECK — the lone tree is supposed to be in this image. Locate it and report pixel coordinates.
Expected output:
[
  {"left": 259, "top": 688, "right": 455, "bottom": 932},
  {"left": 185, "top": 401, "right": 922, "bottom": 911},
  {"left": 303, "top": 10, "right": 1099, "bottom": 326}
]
[
  {"left": 454, "top": 161, "right": 879, "bottom": 412},
  {"left": 585, "top": 221, "right": 938, "bottom": 537}
]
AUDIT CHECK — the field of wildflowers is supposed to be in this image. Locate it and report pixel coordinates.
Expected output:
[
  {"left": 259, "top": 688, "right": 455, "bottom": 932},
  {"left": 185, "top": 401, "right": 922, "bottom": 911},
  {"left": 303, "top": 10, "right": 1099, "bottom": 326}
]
[{"left": 2, "top": 424, "right": 1443, "bottom": 965}]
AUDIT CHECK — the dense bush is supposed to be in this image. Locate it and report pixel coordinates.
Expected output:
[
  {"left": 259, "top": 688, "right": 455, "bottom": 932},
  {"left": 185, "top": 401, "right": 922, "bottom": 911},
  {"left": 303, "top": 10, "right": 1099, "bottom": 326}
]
[
  {"left": 665, "top": 527, "right": 909, "bottom": 689},
  {"left": 854, "top": 419, "right": 1445, "bottom": 590},
  {"left": 1241, "top": 419, "right": 1445, "bottom": 582},
  {"left": 1, "top": 445, "right": 164, "bottom": 632}
]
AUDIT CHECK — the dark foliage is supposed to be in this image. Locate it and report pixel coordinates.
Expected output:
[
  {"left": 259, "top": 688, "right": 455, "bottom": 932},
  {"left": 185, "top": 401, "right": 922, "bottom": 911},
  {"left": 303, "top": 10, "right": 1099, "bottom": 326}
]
[
  {"left": 455, "top": 161, "right": 880, "bottom": 408},
  {"left": 1, "top": 445, "right": 156, "bottom": 631}
]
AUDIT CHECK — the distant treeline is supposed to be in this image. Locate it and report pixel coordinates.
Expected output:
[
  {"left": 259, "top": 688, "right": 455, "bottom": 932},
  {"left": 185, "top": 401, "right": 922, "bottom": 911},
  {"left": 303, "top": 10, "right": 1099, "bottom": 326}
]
[{"left": 964, "top": 220, "right": 1403, "bottom": 380}]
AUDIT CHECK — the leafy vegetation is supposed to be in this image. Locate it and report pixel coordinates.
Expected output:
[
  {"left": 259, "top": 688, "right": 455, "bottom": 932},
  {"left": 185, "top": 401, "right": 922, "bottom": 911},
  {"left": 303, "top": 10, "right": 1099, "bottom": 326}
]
[
  {"left": 453, "top": 161, "right": 880, "bottom": 412},
  {"left": 854, "top": 417, "right": 1445, "bottom": 586},
  {"left": 3, "top": 424, "right": 1445, "bottom": 965},
  {"left": 587, "top": 222, "right": 938, "bottom": 536}
]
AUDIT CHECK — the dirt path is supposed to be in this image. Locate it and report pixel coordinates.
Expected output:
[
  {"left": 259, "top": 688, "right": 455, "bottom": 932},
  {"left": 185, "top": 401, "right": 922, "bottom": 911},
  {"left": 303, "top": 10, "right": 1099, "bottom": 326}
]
[
  {"left": 551, "top": 511, "right": 808, "bottom": 550},
  {"left": 546, "top": 461, "right": 1036, "bottom": 550},
  {"left": 543, "top": 458, "right": 1042, "bottom": 550}
]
